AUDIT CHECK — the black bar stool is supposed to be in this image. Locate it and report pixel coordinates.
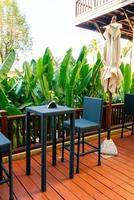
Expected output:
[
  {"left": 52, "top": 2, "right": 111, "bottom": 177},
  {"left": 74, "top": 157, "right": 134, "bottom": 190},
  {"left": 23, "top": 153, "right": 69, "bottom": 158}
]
[{"left": 0, "top": 132, "right": 13, "bottom": 200}]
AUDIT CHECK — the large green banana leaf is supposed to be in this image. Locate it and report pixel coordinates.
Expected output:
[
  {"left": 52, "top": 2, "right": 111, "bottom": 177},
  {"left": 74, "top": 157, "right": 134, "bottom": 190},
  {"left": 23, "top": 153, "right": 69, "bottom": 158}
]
[
  {"left": 130, "top": 72, "right": 134, "bottom": 93},
  {"left": 86, "top": 53, "right": 103, "bottom": 97},
  {"left": 120, "top": 62, "right": 125, "bottom": 76},
  {"left": 35, "top": 58, "right": 44, "bottom": 79},
  {"left": 35, "top": 59, "right": 48, "bottom": 99},
  {"left": 65, "top": 46, "right": 89, "bottom": 107},
  {"left": 43, "top": 47, "right": 54, "bottom": 88},
  {"left": 6, "top": 105, "right": 22, "bottom": 115},
  {"left": 0, "top": 85, "right": 22, "bottom": 115},
  {"left": 70, "top": 46, "right": 88, "bottom": 88},
  {"left": 35, "top": 49, "right": 55, "bottom": 101},
  {"left": 123, "top": 63, "right": 131, "bottom": 94},
  {"left": 0, "top": 86, "right": 8, "bottom": 108},
  {"left": 23, "top": 61, "right": 39, "bottom": 103},
  {"left": 75, "top": 69, "right": 92, "bottom": 95},
  {"left": 39, "top": 75, "right": 50, "bottom": 100},
  {"left": 0, "top": 49, "right": 15, "bottom": 78},
  {"left": 59, "top": 48, "right": 72, "bottom": 89}
]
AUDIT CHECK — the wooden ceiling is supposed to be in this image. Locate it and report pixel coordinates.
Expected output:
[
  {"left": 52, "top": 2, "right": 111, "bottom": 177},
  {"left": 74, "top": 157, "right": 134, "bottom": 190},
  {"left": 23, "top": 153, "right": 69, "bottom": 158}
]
[{"left": 76, "top": 3, "right": 134, "bottom": 40}]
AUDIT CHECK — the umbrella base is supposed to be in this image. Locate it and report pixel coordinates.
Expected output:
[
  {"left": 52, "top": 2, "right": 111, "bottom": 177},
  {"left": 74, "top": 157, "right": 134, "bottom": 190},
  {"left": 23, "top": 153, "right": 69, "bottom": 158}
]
[{"left": 101, "top": 138, "right": 118, "bottom": 156}]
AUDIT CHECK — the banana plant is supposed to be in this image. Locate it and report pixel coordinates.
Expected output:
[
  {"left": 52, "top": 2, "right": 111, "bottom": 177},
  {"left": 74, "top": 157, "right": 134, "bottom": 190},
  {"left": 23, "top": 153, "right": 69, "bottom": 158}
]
[
  {"left": 121, "top": 63, "right": 131, "bottom": 94},
  {"left": 34, "top": 47, "right": 55, "bottom": 101},
  {"left": 13, "top": 47, "right": 56, "bottom": 109},
  {"left": 0, "top": 49, "right": 15, "bottom": 81},
  {"left": 23, "top": 61, "right": 41, "bottom": 105},
  {"left": 59, "top": 48, "right": 72, "bottom": 90},
  {"left": 0, "top": 49, "right": 22, "bottom": 115},
  {"left": 56, "top": 46, "right": 90, "bottom": 107},
  {"left": 86, "top": 52, "right": 104, "bottom": 97}
]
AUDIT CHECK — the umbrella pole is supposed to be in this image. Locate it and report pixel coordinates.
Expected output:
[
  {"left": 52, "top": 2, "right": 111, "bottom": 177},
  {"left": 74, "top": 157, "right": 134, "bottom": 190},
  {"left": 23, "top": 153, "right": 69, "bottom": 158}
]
[
  {"left": 107, "top": 91, "right": 112, "bottom": 140},
  {"left": 100, "top": 88, "right": 118, "bottom": 156}
]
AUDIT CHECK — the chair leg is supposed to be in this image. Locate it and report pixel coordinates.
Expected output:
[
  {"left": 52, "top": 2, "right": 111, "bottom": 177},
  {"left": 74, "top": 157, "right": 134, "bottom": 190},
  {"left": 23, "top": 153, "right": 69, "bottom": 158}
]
[
  {"left": 0, "top": 153, "right": 2, "bottom": 180},
  {"left": 9, "top": 150, "right": 13, "bottom": 200},
  {"left": 98, "top": 129, "right": 101, "bottom": 166},
  {"left": 82, "top": 132, "right": 84, "bottom": 154},
  {"left": 76, "top": 129, "right": 80, "bottom": 173},
  {"left": 61, "top": 128, "right": 65, "bottom": 162}
]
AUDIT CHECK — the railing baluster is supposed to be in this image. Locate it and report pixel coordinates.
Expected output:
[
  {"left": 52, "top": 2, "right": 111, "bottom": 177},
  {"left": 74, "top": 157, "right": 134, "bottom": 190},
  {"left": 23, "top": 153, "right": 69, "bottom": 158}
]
[
  {"left": 22, "top": 117, "right": 25, "bottom": 145},
  {"left": 32, "top": 115, "right": 36, "bottom": 143},
  {"left": 8, "top": 120, "right": 13, "bottom": 147},
  {"left": 16, "top": 119, "right": 19, "bottom": 147},
  {"left": 75, "top": 0, "right": 114, "bottom": 16}
]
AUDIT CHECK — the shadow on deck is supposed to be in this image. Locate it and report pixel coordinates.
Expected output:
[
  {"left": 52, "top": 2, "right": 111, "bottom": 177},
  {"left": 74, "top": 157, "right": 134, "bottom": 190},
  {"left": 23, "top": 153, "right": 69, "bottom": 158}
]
[{"left": 1, "top": 131, "right": 134, "bottom": 200}]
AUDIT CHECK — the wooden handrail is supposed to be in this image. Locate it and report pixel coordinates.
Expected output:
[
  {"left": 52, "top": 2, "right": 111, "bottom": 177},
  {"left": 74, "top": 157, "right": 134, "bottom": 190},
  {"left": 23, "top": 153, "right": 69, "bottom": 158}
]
[{"left": 0, "top": 103, "right": 130, "bottom": 153}]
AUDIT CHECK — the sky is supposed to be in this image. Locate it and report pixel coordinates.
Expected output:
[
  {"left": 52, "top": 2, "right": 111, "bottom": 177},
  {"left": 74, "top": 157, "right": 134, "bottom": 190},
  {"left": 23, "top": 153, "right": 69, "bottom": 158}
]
[{"left": 16, "top": 0, "right": 103, "bottom": 62}]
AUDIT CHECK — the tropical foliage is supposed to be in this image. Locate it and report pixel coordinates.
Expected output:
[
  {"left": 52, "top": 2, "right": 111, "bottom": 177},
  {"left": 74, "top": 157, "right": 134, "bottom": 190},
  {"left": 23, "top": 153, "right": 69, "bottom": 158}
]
[
  {"left": 0, "top": 42, "right": 134, "bottom": 115},
  {"left": 0, "top": 46, "right": 105, "bottom": 114},
  {"left": 0, "top": 49, "right": 22, "bottom": 115}
]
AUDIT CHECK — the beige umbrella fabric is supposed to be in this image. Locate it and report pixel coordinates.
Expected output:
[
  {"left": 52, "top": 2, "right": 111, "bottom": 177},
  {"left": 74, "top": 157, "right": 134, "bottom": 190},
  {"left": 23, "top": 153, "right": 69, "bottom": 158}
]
[
  {"left": 101, "top": 22, "right": 123, "bottom": 93},
  {"left": 101, "top": 21, "right": 123, "bottom": 156}
]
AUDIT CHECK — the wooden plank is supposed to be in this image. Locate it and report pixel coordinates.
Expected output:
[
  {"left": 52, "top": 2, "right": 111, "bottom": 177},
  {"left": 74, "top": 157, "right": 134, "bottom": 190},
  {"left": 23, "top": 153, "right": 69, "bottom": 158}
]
[
  {"left": 60, "top": 150, "right": 125, "bottom": 200},
  {"left": 17, "top": 159, "right": 63, "bottom": 200},
  {"left": 13, "top": 160, "right": 49, "bottom": 200},
  {"left": 47, "top": 151, "right": 98, "bottom": 200},
  {"left": 33, "top": 154, "right": 90, "bottom": 200}
]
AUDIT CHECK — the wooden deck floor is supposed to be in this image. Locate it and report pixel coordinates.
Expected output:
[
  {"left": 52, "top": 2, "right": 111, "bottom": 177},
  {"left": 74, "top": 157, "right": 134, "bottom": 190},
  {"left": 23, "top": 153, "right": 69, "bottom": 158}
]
[{"left": 1, "top": 132, "right": 134, "bottom": 200}]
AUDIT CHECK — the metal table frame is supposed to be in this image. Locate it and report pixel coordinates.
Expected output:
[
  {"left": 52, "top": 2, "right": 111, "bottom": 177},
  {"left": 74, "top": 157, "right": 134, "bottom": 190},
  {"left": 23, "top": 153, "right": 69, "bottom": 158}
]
[{"left": 26, "top": 105, "right": 74, "bottom": 192}]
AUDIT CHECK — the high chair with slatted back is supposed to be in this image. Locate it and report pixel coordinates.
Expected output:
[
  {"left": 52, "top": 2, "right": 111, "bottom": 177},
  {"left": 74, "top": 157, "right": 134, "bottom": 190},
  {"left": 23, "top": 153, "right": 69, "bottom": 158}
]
[{"left": 61, "top": 96, "right": 103, "bottom": 173}]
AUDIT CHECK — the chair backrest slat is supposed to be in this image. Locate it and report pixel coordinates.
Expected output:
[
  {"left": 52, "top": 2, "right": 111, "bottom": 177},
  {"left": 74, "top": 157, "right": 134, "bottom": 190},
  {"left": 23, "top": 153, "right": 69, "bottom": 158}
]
[
  {"left": 124, "top": 94, "right": 134, "bottom": 116},
  {"left": 83, "top": 96, "right": 103, "bottom": 124}
]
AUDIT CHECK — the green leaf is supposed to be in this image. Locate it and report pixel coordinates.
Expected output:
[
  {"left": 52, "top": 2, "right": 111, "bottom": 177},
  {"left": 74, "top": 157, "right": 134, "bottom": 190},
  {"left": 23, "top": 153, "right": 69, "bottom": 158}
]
[
  {"left": 0, "top": 49, "right": 15, "bottom": 75},
  {"left": 65, "top": 84, "right": 73, "bottom": 107},
  {"left": 15, "top": 79, "right": 23, "bottom": 96},
  {"left": 130, "top": 72, "right": 134, "bottom": 93},
  {"left": 70, "top": 46, "right": 88, "bottom": 87},
  {"left": 75, "top": 70, "right": 92, "bottom": 94},
  {"left": 120, "top": 62, "right": 125, "bottom": 76},
  {"left": 39, "top": 75, "right": 50, "bottom": 100},
  {"left": 0, "top": 86, "right": 8, "bottom": 108},
  {"left": 43, "top": 47, "right": 54, "bottom": 88},
  {"left": 123, "top": 63, "right": 131, "bottom": 93},
  {"left": 59, "top": 48, "right": 72, "bottom": 89},
  {"left": 18, "top": 102, "right": 33, "bottom": 110},
  {"left": 30, "top": 59, "right": 36, "bottom": 73},
  {"left": 6, "top": 105, "right": 22, "bottom": 115},
  {"left": 36, "top": 58, "right": 43, "bottom": 78}
]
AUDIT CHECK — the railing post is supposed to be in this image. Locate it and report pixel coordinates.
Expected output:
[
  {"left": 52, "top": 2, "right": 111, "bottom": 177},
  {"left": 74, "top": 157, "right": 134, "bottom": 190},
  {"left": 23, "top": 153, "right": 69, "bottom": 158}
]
[
  {"left": 105, "top": 103, "right": 109, "bottom": 131},
  {"left": 75, "top": 0, "right": 78, "bottom": 16},
  {"left": 91, "top": 0, "right": 94, "bottom": 9},
  {"left": 0, "top": 110, "right": 8, "bottom": 136}
]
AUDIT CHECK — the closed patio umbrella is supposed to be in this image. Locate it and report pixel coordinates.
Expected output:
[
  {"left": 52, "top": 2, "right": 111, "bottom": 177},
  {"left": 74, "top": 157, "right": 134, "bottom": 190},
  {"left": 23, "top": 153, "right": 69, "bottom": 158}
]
[{"left": 101, "top": 16, "right": 123, "bottom": 155}]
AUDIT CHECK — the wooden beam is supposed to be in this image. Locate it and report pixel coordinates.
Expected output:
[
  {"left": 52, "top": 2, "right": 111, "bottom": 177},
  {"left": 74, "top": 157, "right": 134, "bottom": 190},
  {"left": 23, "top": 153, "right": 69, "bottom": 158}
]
[
  {"left": 121, "top": 8, "right": 134, "bottom": 31},
  {"left": 94, "top": 21, "right": 105, "bottom": 40}
]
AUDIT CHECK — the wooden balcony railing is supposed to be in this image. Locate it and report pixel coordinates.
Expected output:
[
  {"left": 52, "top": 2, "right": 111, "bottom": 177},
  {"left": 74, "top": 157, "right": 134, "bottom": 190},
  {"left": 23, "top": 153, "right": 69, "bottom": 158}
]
[
  {"left": 75, "top": 0, "right": 112, "bottom": 16},
  {"left": 0, "top": 103, "right": 132, "bottom": 154}
]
